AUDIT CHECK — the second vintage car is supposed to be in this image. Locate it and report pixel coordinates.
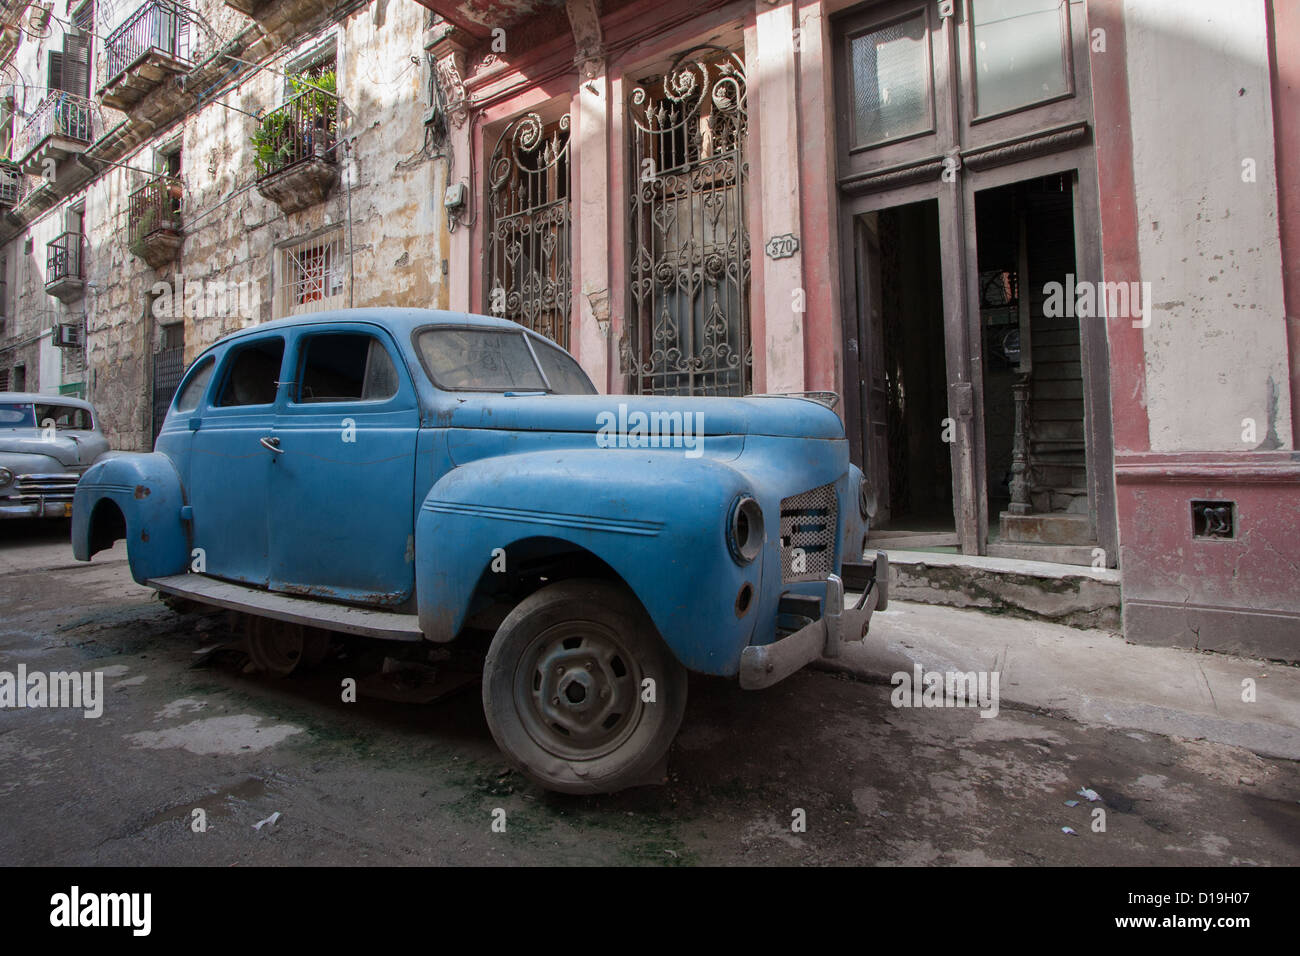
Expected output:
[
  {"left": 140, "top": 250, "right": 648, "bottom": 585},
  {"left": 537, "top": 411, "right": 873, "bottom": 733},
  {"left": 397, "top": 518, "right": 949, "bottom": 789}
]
[
  {"left": 72, "top": 308, "right": 887, "bottom": 793},
  {"left": 1, "top": 392, "right": 109, "bottom": 520}
]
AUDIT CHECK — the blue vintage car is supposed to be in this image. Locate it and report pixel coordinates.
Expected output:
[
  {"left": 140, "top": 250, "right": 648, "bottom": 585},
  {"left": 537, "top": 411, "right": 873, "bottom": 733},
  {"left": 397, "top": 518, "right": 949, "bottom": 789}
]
[{"left": 72, "top": 308, "right": 887, "bottom": 793}]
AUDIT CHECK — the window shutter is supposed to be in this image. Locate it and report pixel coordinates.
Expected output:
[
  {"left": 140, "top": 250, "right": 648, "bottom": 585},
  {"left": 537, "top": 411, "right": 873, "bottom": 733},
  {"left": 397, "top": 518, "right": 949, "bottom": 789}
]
[
  {"left": 47, "top": 51, "right": 63, "bottom": 92},
  {"left": 62, "top": 35, "right": 90, "bottom": 97}
]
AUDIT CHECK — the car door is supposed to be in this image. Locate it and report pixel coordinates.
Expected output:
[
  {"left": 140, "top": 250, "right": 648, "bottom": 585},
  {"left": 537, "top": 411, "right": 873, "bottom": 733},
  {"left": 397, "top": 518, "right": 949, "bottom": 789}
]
[
  {"left": 268, "top": 325, "right": 419, "bottom": 606},
  {"left": 188, "top": 335, "right": 286, "bottom": 587}
]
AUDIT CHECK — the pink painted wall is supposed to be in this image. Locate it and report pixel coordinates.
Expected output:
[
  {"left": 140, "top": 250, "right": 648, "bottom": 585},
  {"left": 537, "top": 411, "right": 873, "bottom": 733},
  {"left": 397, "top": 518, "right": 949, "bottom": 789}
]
[
  {"left": 1086, "top": 0, "right": 1150, "bottom": 455},
  {"left": 1269, "top": 0, "right": 1300, "bottom": 447},
  {"left": 1116, "top": 453, "right": 1300, "bottom": 657},
  {"left": 1098, "top": 0, "right": 1300, "bottom": 657}
]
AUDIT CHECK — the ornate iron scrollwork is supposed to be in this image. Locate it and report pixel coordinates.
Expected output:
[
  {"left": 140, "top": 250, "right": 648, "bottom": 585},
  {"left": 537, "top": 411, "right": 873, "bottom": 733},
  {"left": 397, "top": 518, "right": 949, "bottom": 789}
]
[
  {"left": 624, "top": 46, "right": 751, "bottom": 396},
  {"left": 486, "top": 113, "right": 572, "bottom": 347}
]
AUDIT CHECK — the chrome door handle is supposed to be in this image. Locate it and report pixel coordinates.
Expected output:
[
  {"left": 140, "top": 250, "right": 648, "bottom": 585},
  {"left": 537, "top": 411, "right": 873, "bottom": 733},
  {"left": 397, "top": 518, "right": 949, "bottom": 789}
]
[{"left": 259, "top": 436, "right": 284, "bottom": 454}]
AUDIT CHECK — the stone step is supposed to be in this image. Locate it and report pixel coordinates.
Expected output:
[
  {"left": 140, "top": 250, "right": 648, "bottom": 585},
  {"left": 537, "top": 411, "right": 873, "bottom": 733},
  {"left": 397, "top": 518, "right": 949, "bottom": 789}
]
[
  {"left": 851, "top": 549, "right": 1121, "bottom": 630},
  {"left": 987, "top": 541, "right": 1100, "bottom": 565},
  {"left": 1001, "top": 511, "right": 1093, "bottom": 543}
]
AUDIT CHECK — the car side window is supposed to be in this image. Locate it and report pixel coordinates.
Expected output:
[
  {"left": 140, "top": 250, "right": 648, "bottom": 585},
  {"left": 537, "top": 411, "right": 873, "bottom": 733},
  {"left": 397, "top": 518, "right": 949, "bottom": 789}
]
[
  {"left": 174, "top": 357, "right": 215, "bottom": 413},
  {"left": 293, "top": 333, "right": 400, "bottom": 404},
  {"left": 216, "top": 338, "right": 285, "bottom": 407}
]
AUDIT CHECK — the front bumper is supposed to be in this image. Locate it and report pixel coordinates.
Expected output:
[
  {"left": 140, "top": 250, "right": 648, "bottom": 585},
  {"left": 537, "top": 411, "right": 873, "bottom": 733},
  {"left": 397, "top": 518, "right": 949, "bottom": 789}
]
[
  {"left": 739, "top": 550, "right": 888, "bottom": 690},
  {"left": 0, "top": 497, "right": 75, "bottom": 519}
]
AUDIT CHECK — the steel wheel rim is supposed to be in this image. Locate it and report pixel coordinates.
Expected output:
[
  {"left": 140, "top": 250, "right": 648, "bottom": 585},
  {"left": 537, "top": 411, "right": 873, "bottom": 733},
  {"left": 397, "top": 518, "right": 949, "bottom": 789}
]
[{"left": 514, "top": 621, "right": 645, "bottom": 761}]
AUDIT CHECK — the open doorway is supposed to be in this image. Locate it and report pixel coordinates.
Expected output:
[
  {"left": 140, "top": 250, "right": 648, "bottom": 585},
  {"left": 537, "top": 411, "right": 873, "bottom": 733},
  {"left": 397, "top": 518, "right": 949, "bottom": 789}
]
[
  {"left": 852, "top": 199, "right": 954, "bottom": 548},
  {"left": 974, "top": 172, "right": 1095, "bottom": 562}
]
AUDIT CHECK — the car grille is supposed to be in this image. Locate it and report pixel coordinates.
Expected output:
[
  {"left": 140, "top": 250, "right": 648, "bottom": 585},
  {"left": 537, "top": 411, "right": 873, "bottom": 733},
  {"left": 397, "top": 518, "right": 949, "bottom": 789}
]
[
  {"left": 779, "top": 483, "right": 837, "bottom": 582},
  {"left": 12, "top": 474, "right": 80, "bottom": 502}
]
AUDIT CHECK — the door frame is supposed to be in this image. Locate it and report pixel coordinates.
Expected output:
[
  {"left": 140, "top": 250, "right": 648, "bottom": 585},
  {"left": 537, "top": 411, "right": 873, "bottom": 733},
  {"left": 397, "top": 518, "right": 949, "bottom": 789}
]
[
  {"left": 831, "top": 0, "right": 1116, "bottom": 562},
  {"left": 838, "top": 176, "right": 977, "bottom": 552},
  {"left": 959, "top": 145, "right": 1117, "bottom": 563}
]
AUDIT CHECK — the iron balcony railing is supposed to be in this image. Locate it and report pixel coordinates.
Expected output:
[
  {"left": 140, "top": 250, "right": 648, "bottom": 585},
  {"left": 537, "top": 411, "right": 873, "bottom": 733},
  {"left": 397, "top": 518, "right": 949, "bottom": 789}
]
[
  {"left": 254, "top": 88, "right": 338, "bottom": 180},
  {"left": 104, "top": 1, "right": 196, "bottom": 88},
  {"left": 0, "top": 160, "right": 20, "bottom": 205},
  {"left": 16, "top": 93, "right": 95, "bottom": 162},
  {"left": 128, "top": 175, "right": 183, "bottom": 244},
  {"left": 47, "top": 232, "right": 85, "bottom": 285}
]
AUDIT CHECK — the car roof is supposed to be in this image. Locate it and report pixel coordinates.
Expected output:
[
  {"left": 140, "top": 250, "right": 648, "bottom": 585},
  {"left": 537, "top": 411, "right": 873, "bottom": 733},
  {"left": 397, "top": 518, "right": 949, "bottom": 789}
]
[
  {"left": 0, "top": 392, "right": 95, "bottom": 412},
  {"left": 210, "top": 308, "right": 529, "bottom": 347}
]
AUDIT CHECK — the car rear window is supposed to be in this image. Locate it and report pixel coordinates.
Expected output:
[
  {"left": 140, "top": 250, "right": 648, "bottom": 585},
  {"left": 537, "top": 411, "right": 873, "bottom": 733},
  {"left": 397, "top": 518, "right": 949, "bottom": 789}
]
[
  {"left": 175, "top": 357, "right": 215, "bottom": 413},
  {"left": 0, "top": 403, "right": 35, "bottom": 427},
  {"left": 416, "top": 327, "right": 594, "bottom": 394}
]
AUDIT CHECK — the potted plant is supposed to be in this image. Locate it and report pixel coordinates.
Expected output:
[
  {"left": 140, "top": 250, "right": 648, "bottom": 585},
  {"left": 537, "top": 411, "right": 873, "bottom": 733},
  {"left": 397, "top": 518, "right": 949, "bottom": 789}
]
[
  {"left": 129, "top": 205, "right": 158, "bottom": 259},
  {"left": 251, "top": 69, "right": 338, "bottom": 177}
]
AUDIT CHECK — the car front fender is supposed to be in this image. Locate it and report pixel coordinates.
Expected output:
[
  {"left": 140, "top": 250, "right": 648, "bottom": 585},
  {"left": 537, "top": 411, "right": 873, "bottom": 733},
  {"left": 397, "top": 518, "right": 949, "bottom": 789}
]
[{"left": 415, "top": 449, "right": 762, "bottom": 675}]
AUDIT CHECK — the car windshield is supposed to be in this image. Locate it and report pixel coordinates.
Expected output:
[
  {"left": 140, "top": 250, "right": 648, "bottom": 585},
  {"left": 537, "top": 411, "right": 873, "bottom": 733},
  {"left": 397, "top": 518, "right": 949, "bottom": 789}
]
[
  {"left": 417, "top": 327, "right": 596, "bottom": 394},
  {"left": 0, "top": 403, "right": 36, "bottom": 428},
  {"left": 35, "top": 404, "right": 93, "bottom": 430}
]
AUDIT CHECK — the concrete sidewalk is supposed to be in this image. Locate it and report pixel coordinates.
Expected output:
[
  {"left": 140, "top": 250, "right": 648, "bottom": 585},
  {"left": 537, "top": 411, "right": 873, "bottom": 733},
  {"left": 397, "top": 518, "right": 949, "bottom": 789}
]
[{"left": 829, "top": 597, "right": 1300, "bottom": 761}]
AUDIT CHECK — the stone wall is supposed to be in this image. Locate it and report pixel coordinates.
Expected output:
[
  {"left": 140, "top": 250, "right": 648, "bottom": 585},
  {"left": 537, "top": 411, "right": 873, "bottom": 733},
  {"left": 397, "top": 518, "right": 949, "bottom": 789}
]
[{"left": 3, "top": 0, "right": 448, "bottom": 450}]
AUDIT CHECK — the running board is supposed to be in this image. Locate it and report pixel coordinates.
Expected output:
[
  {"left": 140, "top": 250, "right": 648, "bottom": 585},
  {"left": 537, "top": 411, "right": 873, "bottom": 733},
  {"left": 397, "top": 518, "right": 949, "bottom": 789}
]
[{"left": 147, "top": 574, "right": 424, "bottom": 642}]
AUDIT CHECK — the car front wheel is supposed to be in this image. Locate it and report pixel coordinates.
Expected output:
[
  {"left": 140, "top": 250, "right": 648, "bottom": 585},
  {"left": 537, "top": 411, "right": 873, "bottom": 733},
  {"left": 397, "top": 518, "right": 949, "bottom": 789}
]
[{"left": 482, "top": 579, "right": 687, "bottom": 795}]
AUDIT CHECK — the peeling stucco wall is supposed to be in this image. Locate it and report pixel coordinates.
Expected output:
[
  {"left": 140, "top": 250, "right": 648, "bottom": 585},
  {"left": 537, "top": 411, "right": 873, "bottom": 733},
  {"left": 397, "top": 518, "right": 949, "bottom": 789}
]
[
  {"left": 5, "top": 0, "right": 448, "bottom": 450},
  {"left": 1124, "top": 0, "right": 1292, "bottom": 452}
]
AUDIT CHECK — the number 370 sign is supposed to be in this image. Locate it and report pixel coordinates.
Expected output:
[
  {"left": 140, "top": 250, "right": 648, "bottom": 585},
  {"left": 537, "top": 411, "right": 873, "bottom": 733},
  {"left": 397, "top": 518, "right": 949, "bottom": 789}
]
[{"left": 765, "top": 234, "right": 799, "bottom": 260}]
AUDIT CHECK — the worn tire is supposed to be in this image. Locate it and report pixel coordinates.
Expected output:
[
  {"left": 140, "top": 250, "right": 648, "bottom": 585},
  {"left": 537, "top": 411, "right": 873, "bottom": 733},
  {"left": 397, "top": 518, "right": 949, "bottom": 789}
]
[{"left": 483, "top": 579, "right": 688, "bottom": 795}]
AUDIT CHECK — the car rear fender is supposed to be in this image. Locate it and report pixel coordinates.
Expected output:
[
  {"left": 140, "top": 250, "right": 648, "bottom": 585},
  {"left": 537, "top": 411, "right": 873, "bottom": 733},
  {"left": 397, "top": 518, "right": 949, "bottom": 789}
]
[{"left": 72, "top": 452, "right": 190, "bottom": 584}]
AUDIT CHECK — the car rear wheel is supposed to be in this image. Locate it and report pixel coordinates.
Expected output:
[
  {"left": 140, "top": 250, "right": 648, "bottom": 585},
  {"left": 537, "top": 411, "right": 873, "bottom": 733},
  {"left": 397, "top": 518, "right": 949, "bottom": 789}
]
[
  {"left": 244, "top": 616, "right": 330, "bottom": 677},
  {"left": 482, "top": 579, "right": 687, "bottom": 795}
]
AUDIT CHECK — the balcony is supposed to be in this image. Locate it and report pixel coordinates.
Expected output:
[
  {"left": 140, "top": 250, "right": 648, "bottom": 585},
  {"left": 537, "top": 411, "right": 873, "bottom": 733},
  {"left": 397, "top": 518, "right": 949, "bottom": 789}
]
[
  {"left": 223, "top": 0, "right": 321, "bottom": 26},
  {"left": 15, "top": 93, "right": 95, "bottom": 174},
  {"left": 98, "top": 1, "right": 197, "bottom": 113},
  {"left": 128, "top": 175, "right": 184, "bottom": 268},
  {"left": 253, "top": 86, "right": 338, "bottom": 214},
  {"left": 223, "top": 0, "right": 270, "bottom": 14},
  {"left": 0, "top": 161, "right": 21, "bottom": 207},
  {"left": 46, "top": 232, "right": 86, "bottom": 302}
]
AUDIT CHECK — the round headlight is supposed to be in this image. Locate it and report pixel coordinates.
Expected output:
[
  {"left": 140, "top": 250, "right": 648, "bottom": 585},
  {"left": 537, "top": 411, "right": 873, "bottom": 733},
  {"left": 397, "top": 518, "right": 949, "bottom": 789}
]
[
  {"left": 727, "top": 495, "right": 764, "bottom": 565},
  {"left": 859, "top": 478, "right": 877, "bottom": 520},
  {"left": 0, "top": 467, "right": 12, "bottom": 487}
]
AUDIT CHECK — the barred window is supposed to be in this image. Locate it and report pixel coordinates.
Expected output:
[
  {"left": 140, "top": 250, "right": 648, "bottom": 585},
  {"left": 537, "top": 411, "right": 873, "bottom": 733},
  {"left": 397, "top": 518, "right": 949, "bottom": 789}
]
[{"left": 278, "top": 232, "right": 345, "bottom": 317}]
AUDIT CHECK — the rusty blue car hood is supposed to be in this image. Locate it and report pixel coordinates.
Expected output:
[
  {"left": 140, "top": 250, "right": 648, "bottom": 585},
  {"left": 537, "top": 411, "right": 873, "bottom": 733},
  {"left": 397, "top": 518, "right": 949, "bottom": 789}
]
[{"left": 439, "top": 394, "right": 845, "bottom": 440}]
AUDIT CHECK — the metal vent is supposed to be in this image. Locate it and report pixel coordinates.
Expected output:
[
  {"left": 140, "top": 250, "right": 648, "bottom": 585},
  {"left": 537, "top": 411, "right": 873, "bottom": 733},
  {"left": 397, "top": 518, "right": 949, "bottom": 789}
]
[
  {"left": 779, "top": 483, "right": 837, "bottom": 582},
  {"left": 1191, "top": 500, "right": 1234, "bottom": 539}
]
